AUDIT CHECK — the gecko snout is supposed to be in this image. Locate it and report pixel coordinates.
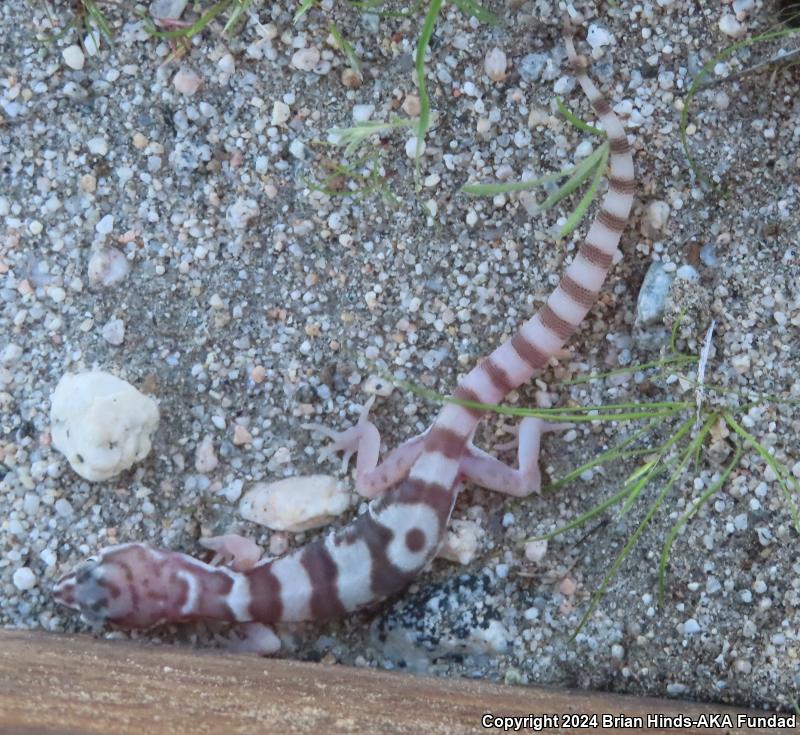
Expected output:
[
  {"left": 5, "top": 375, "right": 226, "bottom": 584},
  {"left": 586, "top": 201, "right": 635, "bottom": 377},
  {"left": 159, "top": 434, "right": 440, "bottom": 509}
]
[{"left": 54, "top": 555, "right": 119, "bottom": 625}]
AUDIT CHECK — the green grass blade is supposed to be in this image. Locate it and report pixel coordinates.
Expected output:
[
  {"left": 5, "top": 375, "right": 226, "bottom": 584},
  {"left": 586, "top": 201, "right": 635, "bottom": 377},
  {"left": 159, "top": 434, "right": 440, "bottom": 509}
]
[
  {"left": 143, "top": 0, "right": 231, "bottom": 39},
  {"left": 681, "top": 25, "right": 800, "bottom": 183},
  {"left": 532, "top": 481, "right": 643, "bottom": 542},
  {"left": 460, "top": 165, "right": 582, "bottom": 196},
  {"left": 84, "top": 0, "right": 114, "bottom": 41},
  {"left": 451, "top": 0, "right": 499, "bottom": 24},
  {"left": 556, "top": 97, "right": 603, "bottom": 136},
  {"left": 555, "top": 354, "right": 698, "bottom": 387},
  {"left": 546, "top": 415, "right": 671, "bottom": 491},
  {"left": 535, "top": 143, "right": 607, "bottom": 214},
  {"left": 222, "top": 0, "right": 253, "bottom": 35},
  {"left": 329, "top": 23, "right": 361, "bottom": 75},
  {"left": 724, "top": 413, "right": 800, "bottom": 531},
  {"left": 657, "top": 445, "right": 743, "bottom": 604},
  {"left": 294, "top": 0, "right": 317, "bottom": 22},
  {"left": 557, "top": 143, "right": 609, "bottom": 238},
  {"left": 413, "top": 0, "right": 443, "bottom": 189},
  {"left": 571, "top": 417, "right": 713, "bottom": 637}
]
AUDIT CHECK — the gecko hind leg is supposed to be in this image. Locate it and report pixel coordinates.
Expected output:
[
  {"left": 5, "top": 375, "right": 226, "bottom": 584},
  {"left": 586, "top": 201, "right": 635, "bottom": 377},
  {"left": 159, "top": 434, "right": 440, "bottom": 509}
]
[
  {"left": 459, "top": 417, "right": 568, "bottom": 498},
  {"left": 302, "top": 397, "right": 427, "bottom": 499}
]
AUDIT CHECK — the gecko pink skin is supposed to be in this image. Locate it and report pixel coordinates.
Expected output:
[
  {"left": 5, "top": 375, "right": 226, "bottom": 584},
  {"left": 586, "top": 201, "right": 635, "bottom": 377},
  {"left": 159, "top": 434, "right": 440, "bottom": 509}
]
[{"left": 54, "top": 30, "right": 635, "bottom": 647}]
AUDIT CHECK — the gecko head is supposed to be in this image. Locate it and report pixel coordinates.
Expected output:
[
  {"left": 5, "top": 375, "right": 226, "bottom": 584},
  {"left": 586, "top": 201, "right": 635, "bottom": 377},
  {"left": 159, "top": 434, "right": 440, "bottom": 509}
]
[{"left": 53, "top": 543, "right": 166, "bottom": 628}]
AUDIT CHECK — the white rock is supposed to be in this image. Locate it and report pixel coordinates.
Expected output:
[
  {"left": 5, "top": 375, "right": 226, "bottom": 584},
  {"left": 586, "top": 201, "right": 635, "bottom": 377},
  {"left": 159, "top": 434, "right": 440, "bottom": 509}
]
[
  {"left": 87, "top": 137, "right": 108, "bottom": 156},
  {"left": 675, "top": 264, "right": 699, "bottom": 282},
  {"left": 484, "top": 47, "right": 507, "bottom": 82},
  {"left": 731, "top": 353, "right": 751, "bottom": 374},
  {"left": 643, "top": 200, "right": 670, "bottom": 237},
  {"left": 363, "top": 374, "right": 394, "bottom": 397},
  {"left": 88, "top": 247, "right": 130, "bottom": 287},
  {"left": 101, "top": 317, "right": 125, "bottom": 345},
  {"left": 352, "top": 104, "right": 375, "bottom": 122},
  {"left": 150, "top": 0, "right": 188, "bottom": 19},
  {"left": 291, "top": 46, "right": 321, "bottom": 72},
  {"left": 587, "top": 24, "right": 612, "bottom": 49},
  {"left": 732, "top": 0, "right": 754, "bottom": 14},
  {"left": 524, "top": 539, "right": 548, "bottom": 563},
  {"left": 405, "top": 136, "right": 425, "bottom": 159},
  {"left": 84, "top": 31, "right": 100, "bottom": 57},
  {"left": 271, "top": 100, "right": 290, "bottom": 125},
  {"left": 217, "top": 53, "right": 235, "bottom": 74},
  {"left": 239, "top": 474, "right": 351, "bottom": 532},
  {"left": 62, "top": 45, "right": 85, "bottom": 70},
  {"left": 1, "top": 343, "right": 23, "bottom": 364},
  {"left": 173, "top": 67, "right": 202, "bottom": 96},
  {"left": 683, "top": 618, "right": 701, "bottom": 635},
  {"left": 95, "top": 214, "right": 114, "bottom": 234},
  {"left": 195, "top": 435, "right": 218, "bottom": 473},
  {"left": 289, "top": 139, "right": 306, "bottom": 160},
  {"left": 719, "top": 14, "right": 745, "bottom": 38},
  {"left": 12, "top": 567, "right": 36, "bottom": 591},
  {"left": 226, "top": 198, "right": 259, "bottom": 229},
  {"left": 437, "top": 519, "right": 482, "bottom": 565},
  {"left": 50, "top": 371, "right": 159, "bottom": 482}
]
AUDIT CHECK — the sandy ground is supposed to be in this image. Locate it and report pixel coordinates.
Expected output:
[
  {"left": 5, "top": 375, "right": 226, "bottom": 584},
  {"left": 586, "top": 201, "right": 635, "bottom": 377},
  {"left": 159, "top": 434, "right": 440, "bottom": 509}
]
[{"left": 1, "top": 0, "right": 799, "bottom": 713}]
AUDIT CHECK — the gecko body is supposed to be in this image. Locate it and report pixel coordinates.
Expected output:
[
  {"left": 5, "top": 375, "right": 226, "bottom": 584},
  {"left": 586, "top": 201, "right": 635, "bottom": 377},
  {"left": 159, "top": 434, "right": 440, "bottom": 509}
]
[{"left": 54, "top": 30, "right": 635, "bottom": 643}]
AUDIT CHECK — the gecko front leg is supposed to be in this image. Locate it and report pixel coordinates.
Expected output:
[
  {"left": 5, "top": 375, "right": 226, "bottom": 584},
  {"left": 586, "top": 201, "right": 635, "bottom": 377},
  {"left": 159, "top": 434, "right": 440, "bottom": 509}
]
[{"left": 302, "top": 397, "right": 427, "bottom": 499}]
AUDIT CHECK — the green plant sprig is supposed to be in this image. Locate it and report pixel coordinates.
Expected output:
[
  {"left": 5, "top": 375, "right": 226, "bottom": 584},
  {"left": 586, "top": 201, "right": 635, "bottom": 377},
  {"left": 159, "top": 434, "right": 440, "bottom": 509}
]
[
  {"left": 461, "top": 100, "right": 610, "bottom": 238},
  {"left": 680, "top": 23, "right": 800, "bottom": 184}
]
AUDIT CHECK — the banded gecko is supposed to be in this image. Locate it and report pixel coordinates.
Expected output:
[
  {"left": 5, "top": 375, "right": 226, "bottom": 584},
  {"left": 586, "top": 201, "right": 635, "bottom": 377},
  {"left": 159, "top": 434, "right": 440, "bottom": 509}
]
[{"left": 54, "top": 29, "right": 635, "bottom": 652}]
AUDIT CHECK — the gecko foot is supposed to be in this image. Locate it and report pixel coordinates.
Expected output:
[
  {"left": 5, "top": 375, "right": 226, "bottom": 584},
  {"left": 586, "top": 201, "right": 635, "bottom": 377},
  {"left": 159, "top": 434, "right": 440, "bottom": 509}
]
[
  {"left": 224, "top": 622, "right": 281, "bottom": 655},
  {"left": 302, "top": 396, "right": 379, "bottom": 473},
  {"left": 200, "top": 534, "right": 262, "bottom": 572}
]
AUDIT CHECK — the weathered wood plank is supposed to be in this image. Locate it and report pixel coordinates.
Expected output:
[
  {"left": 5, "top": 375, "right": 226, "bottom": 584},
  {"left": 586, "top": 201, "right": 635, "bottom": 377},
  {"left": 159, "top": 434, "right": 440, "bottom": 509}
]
[{"left": 0, "top": 630, "right": 787, "bottom": 734}]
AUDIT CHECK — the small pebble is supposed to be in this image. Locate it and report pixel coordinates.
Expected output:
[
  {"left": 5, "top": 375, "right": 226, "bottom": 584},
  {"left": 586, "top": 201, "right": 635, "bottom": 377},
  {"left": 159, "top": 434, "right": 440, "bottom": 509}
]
[
  {"left": 150, "top": 0, "right": 188, "bottom": 19},
  {"left": 12, "top": 567, "right": 36, "bottom": 591},
  {"left": 352, "top": 104, "right": 374, "bottom": 123},
  {"left": 227, "top": 198, "right": 259, "bottom": 229},
  {"left": 524, "top": 539, "right": 548, "bottom": 563},
  {"left": 558, "top": 577, "right": 577, "bottom": 596},
  {"left": 402, "top": 94, "right": 420, "bottom": 116},
  {"left": 195, "top": 435, "right": 219, "bottom": 473},
  {"left": 173, "top": 68, "right": 202, "bottom": 96},
  {"left": 438, "top": 519, "right": 482, "bottom": 565},
  {"left": 271, "top": 100, "right": 290, "bottom": 125},
  {"left": 101, "top": 317, "right": 125, "bottom": 345},
  {"left": 87, "top": 137, "right": 108, "bottom": 156},
  {"left": 405, "top": 137, "right": 425, "bottom": 158},
  {"left": 484, "top": 47, "right": 507, "bottom": 82},
  {"left": 586, "top": 24, "right": 612, "bottom": 49},
  {"left": 643, "top": 200, "right": 670, "bottom": 237},
  {"left": 88, "top": 247, "right": 130, "bottom": 287},
  {"left": 62, "top": 45, "right": 85, "bottom": 70},
  {"left": 291, "top": 47, "right": 321, "bottom": 72},
  {"left": 233, "top": 425, "right": 253, "bottom": 445},
  {"left": 683, "top": 618, "right": 701, "bottom": 635},
  {"left": 636, "top": 261, "right": 673, "bottom": 326},
  {"left": 95, "top": 214, "right": 114, "bottom": 235},
  {"left": 719, "top": 14, "right": 745, "bottom": 38},
  {"left": 0, "top": 343, "right": 22, "bottom": 364}
]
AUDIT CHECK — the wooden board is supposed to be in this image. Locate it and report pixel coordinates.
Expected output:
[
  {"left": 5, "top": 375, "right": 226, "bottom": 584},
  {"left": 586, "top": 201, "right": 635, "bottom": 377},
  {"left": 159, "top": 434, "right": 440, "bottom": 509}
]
[{"left": 0, "top": 630, "right": 790, "bottom": 734}]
